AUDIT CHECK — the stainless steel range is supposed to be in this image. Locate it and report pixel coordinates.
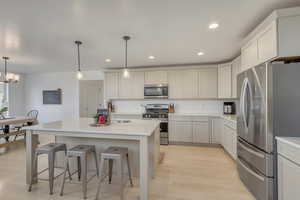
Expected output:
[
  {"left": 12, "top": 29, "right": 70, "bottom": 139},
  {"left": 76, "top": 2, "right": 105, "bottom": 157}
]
[{"left": 142, "top": 104, "right": 169, "bottom": 145}]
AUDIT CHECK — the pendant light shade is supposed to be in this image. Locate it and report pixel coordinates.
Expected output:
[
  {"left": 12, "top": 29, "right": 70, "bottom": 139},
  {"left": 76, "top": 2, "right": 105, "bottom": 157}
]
[
  {"left": 75, "top": 40, "right": 83, "bottom": 80},
  {"left": 122, "top": 36, "right": 130, "bottom": 78},
  {"left": 1, "top": 57, "right": 19, "bottom": 83}
]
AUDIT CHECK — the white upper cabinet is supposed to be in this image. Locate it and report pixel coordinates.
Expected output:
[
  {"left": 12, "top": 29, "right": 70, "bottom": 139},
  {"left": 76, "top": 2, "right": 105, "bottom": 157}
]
[
  {"left": 241, "top": 7, "right": 300, "bottom": 71},
  {"left": 241, "top": 40, "right": 258, "bottom": 72},
  {"left": 145, "top": 71, "right": 168, "bottom": 85},
  {"left": 104, "top": 72, "right": 119, "bottom": 100},
  {"left": 218, "top": 64, "right": 232, "bottom": 98},
  {"left": 231, "top": 56, "right": 241, "bottom": 98},
  {"left": 257, "top": 20, "right": 277, "bottom": 63},
  {"left": 198, "top": 68, "right": 218, "bottom": 98},
  {"left": 119, "top": 71, "right": 144, "bottom": 99},
  {"left": 168, "top": 70, "right": 198, "bottom": 99}
]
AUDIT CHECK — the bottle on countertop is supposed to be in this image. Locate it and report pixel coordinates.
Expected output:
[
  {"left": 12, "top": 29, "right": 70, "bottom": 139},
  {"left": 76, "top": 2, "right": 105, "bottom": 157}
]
[{"left": 169, "top": 104, "right": 175, "bottom": 113}]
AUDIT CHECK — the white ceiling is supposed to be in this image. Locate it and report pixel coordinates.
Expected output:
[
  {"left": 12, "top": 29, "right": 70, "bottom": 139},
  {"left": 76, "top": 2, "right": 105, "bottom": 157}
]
[{"left": 1, "top": 0, "right": 300, "bottom": 73}]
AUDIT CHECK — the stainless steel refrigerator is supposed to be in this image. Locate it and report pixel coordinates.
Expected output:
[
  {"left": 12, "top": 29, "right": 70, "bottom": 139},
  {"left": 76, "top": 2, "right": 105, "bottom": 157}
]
[{"left": 237, "top": 61, "right": 300, "bottom": 200}]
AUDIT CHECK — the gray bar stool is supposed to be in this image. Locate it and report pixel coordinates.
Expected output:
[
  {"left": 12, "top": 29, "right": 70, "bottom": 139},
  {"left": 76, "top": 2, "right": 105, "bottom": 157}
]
[
  {"left": 95, "top": 146, "right": 133, "bottom": 200},
  {"left": 28, "top": 143, "right": 72, "bottom": 195},
  {"left": 60, "top": 145, "right": 99, "bottom": 199}
]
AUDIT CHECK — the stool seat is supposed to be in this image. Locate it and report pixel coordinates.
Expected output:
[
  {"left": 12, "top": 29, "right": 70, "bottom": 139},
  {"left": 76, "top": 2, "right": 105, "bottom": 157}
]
[
  {"left": 103, "top": 146, "right": 128, "bottom": 156},
  {"left": 36, "top": 143, "right": 66, "bottom": 154},
  {"left": 68, "top": 145, "right": 96, "bottom": 154}
]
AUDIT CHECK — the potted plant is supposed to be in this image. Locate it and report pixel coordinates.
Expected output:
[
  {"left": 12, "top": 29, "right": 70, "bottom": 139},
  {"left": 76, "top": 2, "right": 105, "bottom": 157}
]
[{"left": 0, "top": 107, "right": 8, "bottom": 119}]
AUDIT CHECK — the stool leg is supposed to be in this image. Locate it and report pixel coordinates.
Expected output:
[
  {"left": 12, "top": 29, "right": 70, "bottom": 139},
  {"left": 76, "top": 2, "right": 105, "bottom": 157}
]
[
  {"left": 81, "top": 155, "right": 88, "bottom": 199},
  {"left": 77, "top": 157, "right": 81, "bottom": 181},
  {"left": 126, "top": 154, "right": 133, "bottom": 187},
  {"left": 65, "top": 149, "right": 72, "bottom": 181},
  {"left": 60, "top": 156, "right": 69, "bottom": 196},
  {"left": 108, "top": 159, "right": 113, "bottom": 184},
  {"left": 48, "top": 152, "right": 55, "bottom": 195},
  {"left": 93, "top": 151, "right": 99, "bottom": 177},
  {"left": 28, "top": 152, "right": 38, "bottom": 192},
  {"left": 95, "top": 157, "right": 105, "bottom": 200}
]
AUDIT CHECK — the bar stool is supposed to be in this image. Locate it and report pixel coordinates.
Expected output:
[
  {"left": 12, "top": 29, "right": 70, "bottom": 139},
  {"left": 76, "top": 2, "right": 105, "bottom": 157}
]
[
  {"left": 95, "top": 146, "right": 133, "bottom": 200},
  {"left": 28, "top": 143, "right": 72, "bottom": 195},
  {"left": 60, "top": 145, "right": 99, "bottom": 199}
]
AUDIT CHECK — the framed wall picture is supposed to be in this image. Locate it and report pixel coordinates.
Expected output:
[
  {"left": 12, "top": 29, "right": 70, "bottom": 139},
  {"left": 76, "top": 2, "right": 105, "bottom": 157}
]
[{"left": 43, "top": 89, "right": 62, "bottom": 104}]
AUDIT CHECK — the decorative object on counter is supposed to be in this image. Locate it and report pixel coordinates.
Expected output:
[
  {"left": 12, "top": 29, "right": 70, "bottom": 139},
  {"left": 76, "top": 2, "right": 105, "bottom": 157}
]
[
  {"left": 91, "top": 109, "right": 111, "bottom": 126},
  {"left": 223, "top": 102, "right": 236, "bottom": 115},
  {"left": 107, "top": 101, "right": 115, "bottom": 113},
  {"left": 74, "top": 40, "right": 83, "bottom": 80},
  {"left": 122, "top": 35, "right": 130, "bottom": 78},
  {"left": 169, "top": 103, "right": 175, "bottom": 113},
  {"left": 1, "top": 57, "right": 20, "bottom": 83},
  {"left": 43, "top": 89, "right": 62, "bottom": 104}
]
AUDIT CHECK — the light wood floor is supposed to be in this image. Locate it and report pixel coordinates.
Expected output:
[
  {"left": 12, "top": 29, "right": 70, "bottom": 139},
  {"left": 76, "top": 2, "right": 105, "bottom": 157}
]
[{"left": 0, "top": 136, "right": 255, "bottom": 200}]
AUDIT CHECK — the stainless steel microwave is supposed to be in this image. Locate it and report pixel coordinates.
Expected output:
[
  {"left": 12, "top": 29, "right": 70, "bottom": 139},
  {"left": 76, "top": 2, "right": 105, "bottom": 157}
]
[{"left": 144, "top": 84, "right": 168, "bottom": 99}]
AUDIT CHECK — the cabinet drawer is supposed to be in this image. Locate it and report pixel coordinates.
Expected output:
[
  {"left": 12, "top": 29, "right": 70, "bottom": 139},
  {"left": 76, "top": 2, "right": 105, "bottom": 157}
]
[
  {"left": 192, "top": 116, "right": 209, "bottom": 122},
  {"left": 169, "top": 115, "right": 193, "bottom": 121}
]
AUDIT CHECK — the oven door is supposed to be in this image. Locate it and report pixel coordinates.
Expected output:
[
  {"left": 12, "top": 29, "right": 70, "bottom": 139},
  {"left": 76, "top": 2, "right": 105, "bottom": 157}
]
[{"left": 144, "top": 85, "right": 168, "bottom": 99}]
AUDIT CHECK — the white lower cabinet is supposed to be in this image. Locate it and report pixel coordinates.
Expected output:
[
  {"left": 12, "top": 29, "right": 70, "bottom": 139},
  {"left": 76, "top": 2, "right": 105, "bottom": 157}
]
[
  {"left": 169, "top": 116, "right": 210, "bottom": 144},
  {"left": 221, "top": 119, "right": 237, "bottom": 159},
  {"left": 169, "top": 121, "right": 193, "bottom": 143},
  {"left": 278, "top": 155, "right": 300, "bottom": 200},
  {"left": 192, "top": 121, "right": 210, "bottom": 144},
  {"left": 211, "top": 117, "right": 222, "bottom": 144}
]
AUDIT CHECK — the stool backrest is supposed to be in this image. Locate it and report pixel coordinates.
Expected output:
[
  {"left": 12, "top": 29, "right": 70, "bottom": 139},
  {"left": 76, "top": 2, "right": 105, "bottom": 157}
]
[{"left": 27, "top": 110, "right": 39, "bottom": 119}]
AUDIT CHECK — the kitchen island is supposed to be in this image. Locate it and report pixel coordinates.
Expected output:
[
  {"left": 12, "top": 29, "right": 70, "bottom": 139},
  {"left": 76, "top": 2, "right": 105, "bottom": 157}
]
[{"left": 24, "top": 118, "right": 160, "bottom": 200}]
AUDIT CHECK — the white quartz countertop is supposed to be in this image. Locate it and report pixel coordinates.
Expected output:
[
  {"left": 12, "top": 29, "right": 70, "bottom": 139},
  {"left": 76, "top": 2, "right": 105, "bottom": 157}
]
[
  {"left": 276, "top": 137, "right": 300, "bottom": 150},
  {"left": 169, "top": 113, "right": 237, "bottom": 123},
  {"left": 24, "top": 118, "right": 160, "bottom": 137}
]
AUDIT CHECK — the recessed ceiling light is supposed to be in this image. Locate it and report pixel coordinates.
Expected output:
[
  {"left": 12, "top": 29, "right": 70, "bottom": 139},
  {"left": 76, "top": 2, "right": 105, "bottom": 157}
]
[
  {"left": 197, "top": 52, "right": 204, "bottom": 56},
  {"left": 105, "top": 58, "right": 111, "bottom": 62},
  {"left": 209, "top": 23, "right": 219, "bottom": 29},
  {"left": 148, "top": 56, "right": 155, "bottom": 59}
]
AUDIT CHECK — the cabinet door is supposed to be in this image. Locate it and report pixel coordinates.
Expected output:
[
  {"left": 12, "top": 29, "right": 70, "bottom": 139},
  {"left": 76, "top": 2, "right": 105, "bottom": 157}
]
[
  {"left": 231, "top": 57, "right": 241, "bottom": 98},
  {"left": 198, "top": 68, "right": 218, "bottom": 98},
  {"left": 192, "top": 121, "right": 210, "bottom": 143},
  {"left": 257, "top": 20, "right": 277, "bottom": 63},
  {"left": 168, "top": 71, "right": 182, "bottom": 99},
  {"left": 211, "top": 118, "right": 221, "bottom": 144},
  {"left": 119, "top": 72, "right": 144, "bottom": 99},
  {"left": 278, "top": 155, "right": 300, "bottom": 200},
  {"left": 182, "top": 70, "right": 198, "bottom": 98},
  {"left": 168, "top": 70, "right": 198, "bottom": 99},
  {"left": 218, "top": 64, "right": 232, "bottom": 98},
  {"left": 104, "top": 72, "right": 119, "bottom": 100},
  {"left": 170, "top": 121, "right": 193, "bottom": 142},
  {"left": 230, "top": 128, "right": 237, "bottom": 159},
  {"left": 145, "top": 71, "right": 168, "bottom": 85},
  {"left": 241, "top": 40, "right": 258, "bottom": 71}
]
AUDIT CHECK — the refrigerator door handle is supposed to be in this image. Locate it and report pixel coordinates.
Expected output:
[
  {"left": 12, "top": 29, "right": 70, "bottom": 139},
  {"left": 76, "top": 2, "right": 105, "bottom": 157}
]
[
  {"left": 238, "top": 139, "right": 264, "bottom": 158},
  {"left": 240, "top": 78, "right": 248, "bottom": 130}
]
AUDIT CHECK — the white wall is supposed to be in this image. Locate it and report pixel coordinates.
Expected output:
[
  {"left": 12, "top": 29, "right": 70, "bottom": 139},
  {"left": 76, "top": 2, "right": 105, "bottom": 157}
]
[
  {"left": 112, "top": 99, "right": 223, "bottom": 114},
  {"left": 25, "top": 70, "right": 104, "bottom": 123}
]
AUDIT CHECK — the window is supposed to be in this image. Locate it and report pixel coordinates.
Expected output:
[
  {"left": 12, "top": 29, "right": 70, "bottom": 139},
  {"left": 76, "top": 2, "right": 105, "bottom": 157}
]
[{"left": 0, "top": 83, "right": 9, "bottom": 113}]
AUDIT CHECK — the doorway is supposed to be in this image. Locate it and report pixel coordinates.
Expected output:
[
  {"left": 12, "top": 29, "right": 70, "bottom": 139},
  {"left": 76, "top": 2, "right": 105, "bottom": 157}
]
[{"left": 79, "top": 80, "right": 103, "bottom": 118}]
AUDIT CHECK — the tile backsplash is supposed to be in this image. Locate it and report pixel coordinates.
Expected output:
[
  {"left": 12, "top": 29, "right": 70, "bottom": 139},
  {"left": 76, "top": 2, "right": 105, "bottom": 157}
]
[{"left": 112, "top": 99, "right": 223, "bottom": 114}]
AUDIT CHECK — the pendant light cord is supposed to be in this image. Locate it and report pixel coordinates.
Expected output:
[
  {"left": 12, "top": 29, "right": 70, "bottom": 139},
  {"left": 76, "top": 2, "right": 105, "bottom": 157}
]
[
  {"left": 75, "top": 41, "right": 82, "bottom": 72},
  {"left": 2, "top": 57, "right": 9, "bottom": 82},
  {"left": 125, "top": 39, "right": 128, "bottom": 69}
]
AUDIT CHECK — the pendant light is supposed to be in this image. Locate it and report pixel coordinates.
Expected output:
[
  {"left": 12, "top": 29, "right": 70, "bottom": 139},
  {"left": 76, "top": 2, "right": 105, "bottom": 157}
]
[
  {"left": 122, "top": 36, "right": 130, "bottom": 78},
  {"left": 1, "top": 57, "right": 19, "bottom": 83},
  {"left": 75, "top": 40, "right": 83, "bottom": 80}
]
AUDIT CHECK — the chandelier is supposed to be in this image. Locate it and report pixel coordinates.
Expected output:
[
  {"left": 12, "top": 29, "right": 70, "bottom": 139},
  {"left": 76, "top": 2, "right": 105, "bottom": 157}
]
[{"left": 1, "top": 57, "right": 19, "bottom": 83}]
